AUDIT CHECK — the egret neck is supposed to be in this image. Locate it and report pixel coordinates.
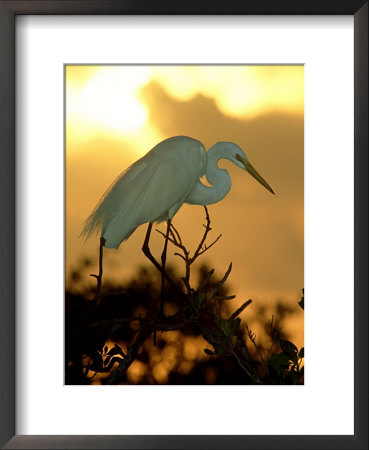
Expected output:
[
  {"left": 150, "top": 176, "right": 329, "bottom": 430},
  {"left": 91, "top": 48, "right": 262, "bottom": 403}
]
[{"left": 185, "top": 142, "right": 236, "bottom": 206}]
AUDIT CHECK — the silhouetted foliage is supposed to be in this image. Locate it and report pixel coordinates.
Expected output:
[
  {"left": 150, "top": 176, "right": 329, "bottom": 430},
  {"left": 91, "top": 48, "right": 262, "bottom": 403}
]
[{"left": 66, "top": 208, "right": 304, "bottom": 385}]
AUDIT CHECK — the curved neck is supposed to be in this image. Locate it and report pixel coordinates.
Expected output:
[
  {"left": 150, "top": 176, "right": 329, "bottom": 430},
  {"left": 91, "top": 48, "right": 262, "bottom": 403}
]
[{"left": 185, "top": 143, "right": 235, "bottom": 206}]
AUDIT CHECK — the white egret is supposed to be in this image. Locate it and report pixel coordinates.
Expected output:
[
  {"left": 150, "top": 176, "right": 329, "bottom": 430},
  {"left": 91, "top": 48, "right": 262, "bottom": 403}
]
[{"left": 82, "top": 136, "right": 274, "bottom": 312}]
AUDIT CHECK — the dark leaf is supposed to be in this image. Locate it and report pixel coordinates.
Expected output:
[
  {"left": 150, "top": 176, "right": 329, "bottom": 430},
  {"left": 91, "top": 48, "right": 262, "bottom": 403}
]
[
  {"left": 290, "top": 369, "right": 298, "bottom": 384},
  {"left": 229, "top": 318, "right": 241, "bottom": 335},
  {"left": 219, "top": 318, "right": 229, "bottom": 335},
  {"left": 298, "top": 290, "right": 304, "bottom": 310},
  {"left": 219, "top": 318, "right": 241, "bottom": 336},
  {"left": 229, "top": 299, "right": 252, "bottom": 319},
  {"left": 107, "top": 343, "right": 125, "bottom": 357},
  {"left": 91, "top": 353, "right": 103, "bottom": 370},
  {"left": 279, "top": 339, "right": 298, "bottom": 362},
  {"left": 104, "top": 356, "right": 123, "bottom": 372},
  {"left": 299, "top": 347, "right": 304, "bottom": 358},
  {"left": 197, "top": 293, "right": 206, "bottom": 306},
  {"left": 113, "top": 343, "right": 125, "bottom": 357},
  {"left": 111, "top": 323, "right": 123, "bottom": 334},
  {"left": 268, "top": 352, "right": 291, "bottom": 370},
  {"left": 204, "top": 348, "right": 215, "bottom": 356},
  {"left": 104, "top": 355, "right": 112, "bottom": 367},
  {"left": 215, "top": 328, "right": 226, "bottom": 341}
]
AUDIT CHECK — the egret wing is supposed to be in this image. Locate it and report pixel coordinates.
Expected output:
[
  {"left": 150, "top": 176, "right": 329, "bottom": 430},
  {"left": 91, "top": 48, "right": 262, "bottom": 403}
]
[{"left": 82, "top": 137, "right": 206, "bottom": 248}]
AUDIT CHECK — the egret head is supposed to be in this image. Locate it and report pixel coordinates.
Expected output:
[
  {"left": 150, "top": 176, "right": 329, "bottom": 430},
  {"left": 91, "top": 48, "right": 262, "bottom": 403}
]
[{"left": 234, "top": 149, "right": 275, "bottom": 195}]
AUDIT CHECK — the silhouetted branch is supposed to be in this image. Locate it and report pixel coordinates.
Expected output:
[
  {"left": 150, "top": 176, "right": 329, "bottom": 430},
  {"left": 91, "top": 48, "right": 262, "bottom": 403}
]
[
  {"left": 191, "top": 206, "right": 221, "bottom": 261},
  {"left": 104, "top": 263, "right": 253, "bottom": 385},
  {"left": 70, "top": 208, "right": 304, "bottom": 386},
  {"left": 156, "top": 206, "right": 221, "bottom": 295},
  {"left": 105, "top": 303, "right": 202, "bottom": 384}
]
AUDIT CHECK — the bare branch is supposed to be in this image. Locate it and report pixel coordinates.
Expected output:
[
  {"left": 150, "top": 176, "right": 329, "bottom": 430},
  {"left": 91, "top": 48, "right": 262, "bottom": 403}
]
[
  {"left": 181, "top": 276, "right": 192, "bottom": 295},
  {"left": 190, "top": 206, "right": 213, "bottom": 262},
  {"left": 173, "top": 252, "right": 186, "bottom": 261},
  {"left": 89, "top": 316, "right": 144, "bottom": 329},
  {"left": 156, "top": 229, "right": 180, "bottom": 248},
  {"left": 105, "top": 304, "right": 202, "bottom": 384},
  {"left": 169, "top": 223, "right": 183, "bottom": 246}
]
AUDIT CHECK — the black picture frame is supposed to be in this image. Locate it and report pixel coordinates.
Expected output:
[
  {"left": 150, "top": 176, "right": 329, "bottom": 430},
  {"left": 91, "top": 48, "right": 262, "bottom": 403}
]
[{"left": 0, "top": 1, "right": 367, "bottom": 449}]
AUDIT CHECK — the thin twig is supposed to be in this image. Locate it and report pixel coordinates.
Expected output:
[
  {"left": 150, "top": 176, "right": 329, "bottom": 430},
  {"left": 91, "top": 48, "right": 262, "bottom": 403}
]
[
  {"left": 89, "top": 317, "right": 144, "bottom": 329},
  {"left": 265, "top": 315, "right": 280, "bottom": 363},
  {"left": 190, "top": 206, "right": 214, "bottom": 262},
  {"left": 245, "top": 323, "right": 267, "bottom": 367},
  {"left": 195, "top": 233, "right": 222, "bottom": 258},
  {"left": 105, "top": 306, "right": 198, "bottom": 384},
  {"left": 156, "top": 207, "right": 221, "bottom": 295},
  {"left": 169, "top": 223, "right": 183, "bottom": 246}
]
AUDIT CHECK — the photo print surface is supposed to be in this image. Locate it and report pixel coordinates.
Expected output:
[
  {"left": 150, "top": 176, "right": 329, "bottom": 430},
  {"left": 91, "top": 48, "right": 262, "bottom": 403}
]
[{"left": 65, "top": 65, "right": 304, "bottom": 385}]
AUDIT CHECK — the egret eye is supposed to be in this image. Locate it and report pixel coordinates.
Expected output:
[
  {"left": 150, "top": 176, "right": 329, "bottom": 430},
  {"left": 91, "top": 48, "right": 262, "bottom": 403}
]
[{"left": 235, "top": 153, "right": 247, "bottom": 167}]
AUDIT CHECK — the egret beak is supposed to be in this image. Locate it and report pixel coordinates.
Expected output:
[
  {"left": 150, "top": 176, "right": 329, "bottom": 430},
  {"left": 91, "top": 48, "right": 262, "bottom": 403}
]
[{"left": 237, "top": 155, "right": 275, "bottom": 195}]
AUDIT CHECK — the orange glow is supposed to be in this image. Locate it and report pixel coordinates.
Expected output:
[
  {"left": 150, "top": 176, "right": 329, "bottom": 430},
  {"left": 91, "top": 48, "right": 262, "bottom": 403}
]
[
  {"left": 66, "top": 66, "right": 152, "bottom": 144},
  {"left": 66, "top": 65, "right": 303, "bottom": 149},
  {"left": 66, "top": 65, "right": 304, "bottom": 377},
  {"left": 150, "top": 66, "right": 304, "bottom": 118}
]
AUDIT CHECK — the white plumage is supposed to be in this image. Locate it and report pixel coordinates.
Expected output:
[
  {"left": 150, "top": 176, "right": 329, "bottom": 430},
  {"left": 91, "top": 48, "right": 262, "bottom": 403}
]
[{"left": 82, "top": 136, "right": 274, "bottom": 248}]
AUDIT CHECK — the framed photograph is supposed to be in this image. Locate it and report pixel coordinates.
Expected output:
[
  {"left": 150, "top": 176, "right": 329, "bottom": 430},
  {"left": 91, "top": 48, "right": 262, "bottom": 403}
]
[
  {"left": 1, "top": 1, "right": 367, "bottom": 449},
  {"left": 64, "top": 63, "right": 304, "bottom": 389}
]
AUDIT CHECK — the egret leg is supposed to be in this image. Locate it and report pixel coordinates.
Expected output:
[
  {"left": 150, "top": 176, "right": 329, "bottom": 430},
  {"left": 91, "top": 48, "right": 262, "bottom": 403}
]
[
  {"left": 159, "top": 219, "right": 172, "bottom": 317},
  {"left": 142, "top": 222, "right": 176, "bottom": 289},
  {"left": 91, "top": 236, "right": 105, "bottom": 302},
  {"left": 142, "top": 222, "right": 161, "bottom": 272}
]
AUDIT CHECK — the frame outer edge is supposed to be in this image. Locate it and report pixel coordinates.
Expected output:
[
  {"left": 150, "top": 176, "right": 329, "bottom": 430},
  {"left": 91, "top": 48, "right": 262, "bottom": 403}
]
[
  {"left": 1, "top": 435, "right": 369, "bottom": 449},
  {"left": 1, "top": 0, "right": 368, "bottom": 449},
  {"left": 0, "top": 1, "right": 16, "bottom": 449},
  {"left": 354, "top": 1, "right": 369, "bottom": 448},
  {"left": 2, "top": 0, "right": 368, "bottom": 15}
]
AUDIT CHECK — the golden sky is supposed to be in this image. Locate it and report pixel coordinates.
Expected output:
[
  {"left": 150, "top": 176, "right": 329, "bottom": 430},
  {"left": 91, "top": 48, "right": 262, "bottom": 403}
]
[{"left": 65, "top": 65, "right": 304, "bottom": 346}]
